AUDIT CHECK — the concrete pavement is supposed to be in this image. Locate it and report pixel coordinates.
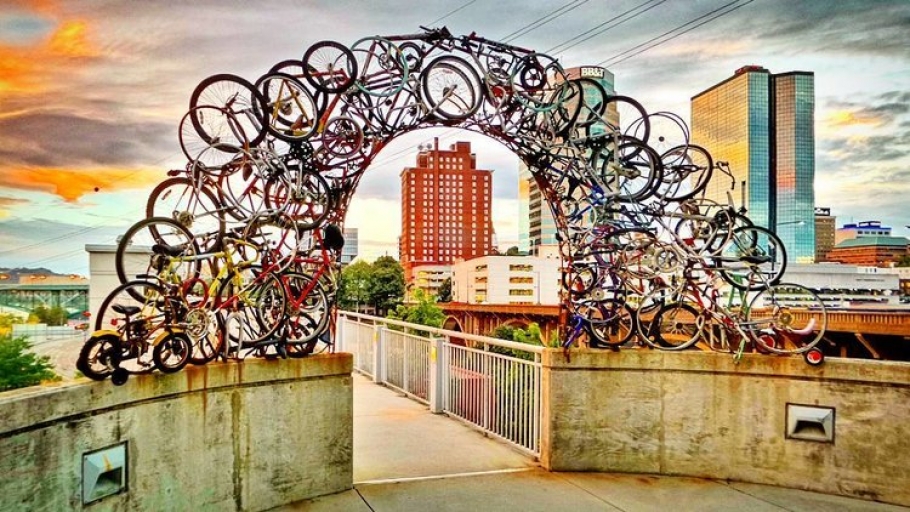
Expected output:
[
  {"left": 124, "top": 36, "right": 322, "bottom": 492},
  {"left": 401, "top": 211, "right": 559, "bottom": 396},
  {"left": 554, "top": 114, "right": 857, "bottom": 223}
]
[{"left": 276, "top": 374, "right": 908, "bottom": 511}]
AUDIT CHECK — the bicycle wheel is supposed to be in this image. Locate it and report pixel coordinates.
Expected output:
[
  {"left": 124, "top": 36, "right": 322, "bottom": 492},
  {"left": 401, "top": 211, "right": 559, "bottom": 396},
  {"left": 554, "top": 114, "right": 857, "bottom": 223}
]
[
  {"left": 153, "top": 332, "right": 192, "bottom": 373},
  {"left": 510, "top": 52, "right": 568, "bottom": 113},
  {"left": 94, "top": 280, "right": 168, "bottom": 331},
  {"left": 585, "top": 298, "right": 636, "bottom": 348},
  {"left": 657, "top": 144, "right": 713, "bottom": 202},
  {"left": 747, "top": 283, "right": 826, "bottom": 354},
  {"left": 77, "top": 333, "right": 119, "bottom": 381},
  {"left": 420, "top": 56, "right": 482, "bottom": 121},
  {"left": 265, "top": 170, "right": 332, "bottom": 230},
  {"left": 592, "top": 140, "right": 661, "bottom": 202},
  {"left": 216, "top": 273, "right": 286, "bottom": 345},
  {"left": 215, "top": 159, "right": 272, "bottom": 219},
  {"left": 179, "top": 106, "right": 247, "bottom": 168},
  {"left": 189, "top": 73, "right": 268, "bottom": 148},
  {"left": 600, "top": 95, "right": 649, "bottom": 145},
  {"left": 255, "top": 72, "right": 319, "bottom": 142},
  {"left": 320, "top": 116, "right": 364, "bottom": 158},
  {"left": 186, "top": 308, "right": 221, "bottom": 365},
  {"left": 115, "top": 217, "right": 202, "bottom": 289},
  {"left": 640, "top": 301, "right": 703, "bottom": 350},
  {"left": 146, "top": 177, "right": 226, "bottom": 243},
  {"left": 351, "top": 36, "right": 408, "bottom": 97},
  {"left": 717, "top": 225, "right": 787, "bottom": 291},
  {"left": 283, "top": 272, "right": 330, "bottom": 347},
  {"left": 303, "top": 40, "right": 357, "bottom": 94}
]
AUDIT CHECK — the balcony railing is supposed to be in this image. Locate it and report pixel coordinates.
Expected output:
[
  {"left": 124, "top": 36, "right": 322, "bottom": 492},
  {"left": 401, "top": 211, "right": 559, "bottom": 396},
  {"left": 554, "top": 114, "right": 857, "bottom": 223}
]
[{"left": 337, "top": 311, "right": 543, "bottom": 457}]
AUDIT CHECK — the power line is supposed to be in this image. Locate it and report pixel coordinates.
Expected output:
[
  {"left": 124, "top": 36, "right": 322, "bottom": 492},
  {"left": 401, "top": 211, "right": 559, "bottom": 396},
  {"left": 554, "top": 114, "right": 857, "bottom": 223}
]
[
  {"left": 502, "top": 0, "right": 591, "bottom": 43},
  {"left": 599, "top": 0, "right": 755, "bottom": 67},
  {"left": 546, "top": 0, "right": 669, "bottom": 55},
  {"left": 426, "top": 0, "right": 479, "bottom": 26}
]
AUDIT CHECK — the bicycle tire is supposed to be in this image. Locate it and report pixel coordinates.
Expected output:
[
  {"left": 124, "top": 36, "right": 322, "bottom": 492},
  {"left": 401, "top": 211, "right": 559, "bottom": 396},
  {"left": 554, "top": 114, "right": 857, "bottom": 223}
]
[
  {"left": 255, "top": 72, "right": 319, "bottom": 142},
  {"left": 189, "top": 73, "right": 268, "bottom": 148},
  {"left": 591, "top": 140, "right": 661, "bottom": 202},
  {"left": 510, "top": 52, "right": 568, "bottom": 113},
  {"left": 302, "top": 40, "right": 357, "bottom": 94},
  {"left": 747, "top": 283, "right": 826, "bottom": 354},
  {"left": 153, "top": 332, "right": 192, "bottom": 373},
  {"left": 264, "top": 170, "right": 332, "bottom": 230},
  {"left": 320, "top": 116, "right": 364, "bottom": 158},
  {"left": 585, "top": 298, "right": 636, "bottom": 348},
  {"left": 351, "top": 36, "right": 408, "bottom": 97},
  {"left": 215, "top": 272, "right": 286, "bottom": 345},
  {"left": 115, "top": 217, "right": 202, "bottom": 290},
  {"left": 94, "top": 280, "right": 168, "bottom": 331},
  {"left": 146, "top": 177, "right": 226, "bottom": 244},
  {"left": 420, "top": 56, "right": 483, "bottom": 120},
  {"left": 179, "top": 106, "right": 247, "bottom": 168},
  {"left": 657, "top": 144, "right": 713, "bottom": 202},
  {"left": 716, "top": 225, "right": 787, "bottom": 291},
  {"left": 283, "top": 272, "right": 330, "bottom": 346},
  {"left": 77, "top": 333, "right": 119, "bottom": 381},
  {"left": 600, "top": 95, "right": 650, "bottom": 146},
  {"left": 640, "top": 301, "right": 703, "bottom": 350}
]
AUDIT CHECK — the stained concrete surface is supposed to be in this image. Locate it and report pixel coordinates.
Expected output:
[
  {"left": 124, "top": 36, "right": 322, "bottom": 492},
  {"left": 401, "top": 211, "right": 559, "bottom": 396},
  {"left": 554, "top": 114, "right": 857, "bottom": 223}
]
[{"left": 276, "top": 374, "right": 908, "bottom": 511}]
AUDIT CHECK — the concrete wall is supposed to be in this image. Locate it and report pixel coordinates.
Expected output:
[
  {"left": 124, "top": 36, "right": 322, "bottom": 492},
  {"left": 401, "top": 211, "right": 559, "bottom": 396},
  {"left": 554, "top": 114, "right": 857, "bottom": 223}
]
[
  {"left": 541, "top": 350, "right": 910, "bottom": 507},
  {"left": 0, "top": 354, "right": 353, "bottom": 511}
]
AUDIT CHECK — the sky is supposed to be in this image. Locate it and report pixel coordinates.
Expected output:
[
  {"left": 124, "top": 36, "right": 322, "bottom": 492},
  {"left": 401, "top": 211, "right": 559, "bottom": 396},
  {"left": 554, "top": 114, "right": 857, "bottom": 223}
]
[{"left": 0, "top": 0, "right": 908, "bottom": 275}]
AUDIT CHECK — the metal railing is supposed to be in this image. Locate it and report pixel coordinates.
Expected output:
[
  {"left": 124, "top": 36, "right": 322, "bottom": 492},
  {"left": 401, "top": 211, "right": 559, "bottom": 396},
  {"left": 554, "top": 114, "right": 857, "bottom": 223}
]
[{"left": 337, "top": 311, "right": 544, "bottom": 457}]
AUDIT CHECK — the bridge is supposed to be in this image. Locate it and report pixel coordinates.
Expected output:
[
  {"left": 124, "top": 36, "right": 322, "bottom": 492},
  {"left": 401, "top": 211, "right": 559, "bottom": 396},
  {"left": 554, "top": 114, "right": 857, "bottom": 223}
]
[
  {"left": 3, "top": 312, "right": 910, "bottom": 510},
  {"left": 0, "top": 282, "right": 89, "bottom": 320},
  {"left": 441, "top": 302, "right": 910, "bottom": 360}
]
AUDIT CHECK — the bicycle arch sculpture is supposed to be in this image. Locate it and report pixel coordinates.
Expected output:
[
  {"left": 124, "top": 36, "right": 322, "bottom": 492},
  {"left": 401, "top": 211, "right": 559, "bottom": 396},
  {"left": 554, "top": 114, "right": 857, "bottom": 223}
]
[{"left": 77, "top": 27, "right": 827, "bottom": 385}]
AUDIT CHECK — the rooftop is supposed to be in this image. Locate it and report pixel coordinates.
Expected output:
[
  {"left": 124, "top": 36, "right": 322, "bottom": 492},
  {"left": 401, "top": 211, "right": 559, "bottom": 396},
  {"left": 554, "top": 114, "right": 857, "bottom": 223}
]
[{"left": 834, "top": 236, "right": 910, "bottom": 248}]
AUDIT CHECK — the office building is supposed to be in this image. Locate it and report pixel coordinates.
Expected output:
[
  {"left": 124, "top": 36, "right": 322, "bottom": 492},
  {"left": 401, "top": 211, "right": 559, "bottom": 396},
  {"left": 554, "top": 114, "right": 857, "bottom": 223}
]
[
  {"left": 815, "top": 207, "right": 835, "bottom": 261},
  {"left": 691, "top": 65, "right": 816, "bottom": 263},
  {"left": 340, "top": 228, "right": 359, "bottom": 265},
  {"left": 835, "top": 220, "right": 892, "bottom": 245},
  {"left": 519, "top": 66, "right": 616, "bottom": 253},
  {"left": 451, "top": 255, "right": 561, "bottom": 305},
  {"left": 399, "top": 140, "right": 493, "bottom": 283},
  {"left": 825, "top": 236, "right": 909, "bottom": 268}
]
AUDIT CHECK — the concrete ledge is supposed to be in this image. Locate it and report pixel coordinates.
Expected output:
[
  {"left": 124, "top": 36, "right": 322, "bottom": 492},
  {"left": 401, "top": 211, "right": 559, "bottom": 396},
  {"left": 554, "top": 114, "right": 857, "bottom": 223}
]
[
  {"left": 541, "top": 349, "right": 910, "bottom": 507},
  {"left": 0, "top": 354, "right": 354, "bottom": 511}
]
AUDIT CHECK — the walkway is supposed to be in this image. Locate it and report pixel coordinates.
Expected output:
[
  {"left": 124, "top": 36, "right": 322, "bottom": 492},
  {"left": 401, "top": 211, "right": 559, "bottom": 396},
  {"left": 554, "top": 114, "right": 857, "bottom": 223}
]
[{"left": 277, "top": 374, "right": 908, "bottom": 512}]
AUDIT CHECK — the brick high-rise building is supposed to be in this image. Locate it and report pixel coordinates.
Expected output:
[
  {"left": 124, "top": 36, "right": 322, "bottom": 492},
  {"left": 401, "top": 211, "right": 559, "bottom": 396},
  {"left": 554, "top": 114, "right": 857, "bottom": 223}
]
[
  {"left": 400, "top": 140, "right": 493, "bottom": 283},
  {"left": 814, "top": 207, "right": 835, "bottom": 262}
]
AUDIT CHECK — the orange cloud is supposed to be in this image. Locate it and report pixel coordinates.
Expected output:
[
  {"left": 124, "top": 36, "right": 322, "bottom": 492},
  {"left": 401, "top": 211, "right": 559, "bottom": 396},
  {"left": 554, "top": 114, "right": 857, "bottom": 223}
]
[
  {"left": 0, "top": 167, "right": 162, "bottom": 202},
  {"left": 0, "top": 16, "right": 98, "bottom": 96},
  {"left": 48, "top": 20, "right": 97, "bottom": 58}
]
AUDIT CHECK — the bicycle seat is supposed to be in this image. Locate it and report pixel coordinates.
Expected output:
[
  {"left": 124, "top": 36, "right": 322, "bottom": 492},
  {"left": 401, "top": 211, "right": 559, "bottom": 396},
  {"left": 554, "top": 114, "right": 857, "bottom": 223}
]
[
  {"left": 152, "top": 242, "right": 188, "bottom": 257},
  {"left": 112, "top": 304, "right": 141, "bottom": 316},
  {"left": 321, "top": 224, "right": 345, "bottom": 252}
]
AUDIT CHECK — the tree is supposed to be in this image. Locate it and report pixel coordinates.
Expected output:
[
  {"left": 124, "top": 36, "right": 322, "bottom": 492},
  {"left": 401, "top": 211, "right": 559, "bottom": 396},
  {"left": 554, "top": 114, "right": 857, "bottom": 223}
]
[
  {"left": 437, "top": 277, "right": 452, "bottom": 302},
  {"left": 29, "top": 305, "right": 69, "bottom": 326},
  {"left": 0, "top": 333, "right": 59, "bottom": 392},
  {"left": 369, "top": 256, "right": 405, "bottom": 316},
  {"left": 388, "top": 289, "right": 445, "bottom": 335},
  {"left": 505, "top": 246, "right": 521, "bottom": 256},
  {"left": 338, "top": 260, "right": 372, "bottom": 311},
  {"left": 490, "top": 322, "right": 544, "bottom": 360}
]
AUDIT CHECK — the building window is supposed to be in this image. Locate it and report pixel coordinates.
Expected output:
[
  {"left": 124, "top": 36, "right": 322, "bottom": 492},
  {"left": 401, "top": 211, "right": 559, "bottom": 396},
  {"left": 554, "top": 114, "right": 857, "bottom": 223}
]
[{"left": 510, "top": 264, "right": 533, "bottom": 272}]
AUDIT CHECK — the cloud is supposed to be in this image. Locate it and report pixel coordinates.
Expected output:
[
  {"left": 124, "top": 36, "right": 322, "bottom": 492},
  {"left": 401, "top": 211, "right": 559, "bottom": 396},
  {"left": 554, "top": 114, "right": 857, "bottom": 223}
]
[
  {"left": 0, "top": 110, "right": 173, "bottom": 169},
  {"left": 0, "top": 197, "right": 31, "bottom": 219},
  {"left": 0, "top": 167, "right": 162, "bottom": 202}
]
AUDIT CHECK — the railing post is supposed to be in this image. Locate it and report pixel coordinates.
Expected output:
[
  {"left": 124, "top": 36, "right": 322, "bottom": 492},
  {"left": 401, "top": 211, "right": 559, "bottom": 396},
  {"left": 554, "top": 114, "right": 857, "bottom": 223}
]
[
  {"left": 429, "top": 336, "right": 446, "bottom": 414},
  {"left": 335, "top": 312, "right": 345, "bottom": 352},
  {"left": 373, "top": 323, "right": 384, "bottom": 383}
]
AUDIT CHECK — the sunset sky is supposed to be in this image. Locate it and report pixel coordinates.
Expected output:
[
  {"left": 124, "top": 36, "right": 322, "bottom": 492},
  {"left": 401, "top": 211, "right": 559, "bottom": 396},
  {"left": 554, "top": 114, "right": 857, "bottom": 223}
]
[{"left": 0, "top": 0, "right": 908, "bottom": 275}]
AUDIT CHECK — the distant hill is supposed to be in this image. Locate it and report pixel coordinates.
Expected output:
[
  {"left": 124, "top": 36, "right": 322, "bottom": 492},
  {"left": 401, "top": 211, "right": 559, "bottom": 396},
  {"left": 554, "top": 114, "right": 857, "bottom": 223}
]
[{"left": 0, "top": 268, "right": 69, "bottom": 284}]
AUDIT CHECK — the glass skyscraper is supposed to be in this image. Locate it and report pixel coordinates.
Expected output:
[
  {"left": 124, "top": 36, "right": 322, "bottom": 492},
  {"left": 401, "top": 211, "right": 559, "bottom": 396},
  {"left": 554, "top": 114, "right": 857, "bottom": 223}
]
[
  {"left": 691, "top": 66, "right": 816, "bottom": 263},
  {"left": 519, "top": 66, "right": 616, "bottom": 254}
]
